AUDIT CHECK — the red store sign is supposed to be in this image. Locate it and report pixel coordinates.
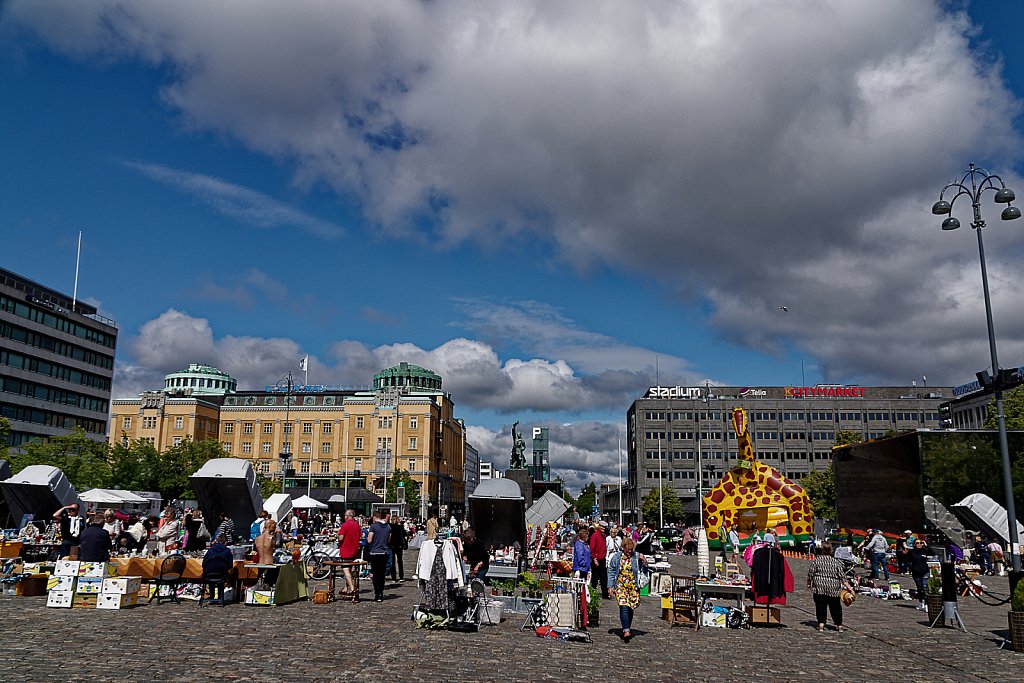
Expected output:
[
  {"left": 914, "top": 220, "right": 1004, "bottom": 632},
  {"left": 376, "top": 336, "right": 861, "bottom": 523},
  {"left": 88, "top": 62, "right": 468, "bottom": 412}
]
[{"left": 785, "top": 386, "right": 865, "bottom": 398}]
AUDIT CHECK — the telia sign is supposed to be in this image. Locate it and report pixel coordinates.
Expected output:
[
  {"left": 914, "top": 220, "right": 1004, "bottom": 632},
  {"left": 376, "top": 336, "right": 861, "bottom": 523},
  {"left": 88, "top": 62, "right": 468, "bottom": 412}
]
[
  {"left": 646, "top": 386, "right": 704, "bottom": 399},
  {"left": 738, "top": 387, "right": 767, "bottom": 397}
]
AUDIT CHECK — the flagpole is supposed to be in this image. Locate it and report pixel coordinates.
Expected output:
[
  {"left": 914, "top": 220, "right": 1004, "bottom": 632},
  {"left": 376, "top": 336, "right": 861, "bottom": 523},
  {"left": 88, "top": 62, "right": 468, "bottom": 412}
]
[{"left": 72, "top": 231, "right": 82, "bottom": 310}]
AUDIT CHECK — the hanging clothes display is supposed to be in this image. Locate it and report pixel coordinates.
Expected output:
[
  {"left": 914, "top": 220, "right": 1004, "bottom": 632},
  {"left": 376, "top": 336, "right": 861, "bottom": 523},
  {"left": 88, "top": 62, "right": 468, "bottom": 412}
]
[
  {"left": 416, "top": 538, "right": 466, "bottom": 611},
  {"left": 750, "top": 545, "right": 794, "bottom": 605}
]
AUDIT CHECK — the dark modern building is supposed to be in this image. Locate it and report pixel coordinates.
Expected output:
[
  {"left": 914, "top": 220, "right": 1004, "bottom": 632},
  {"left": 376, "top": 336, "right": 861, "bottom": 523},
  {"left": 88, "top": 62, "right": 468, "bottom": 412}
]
[
  {"left": 0, "top": 267, "right": 117, "bottom": 448},
  {"left": 620, "top": 383, "right": 951, "bottom": 524}
]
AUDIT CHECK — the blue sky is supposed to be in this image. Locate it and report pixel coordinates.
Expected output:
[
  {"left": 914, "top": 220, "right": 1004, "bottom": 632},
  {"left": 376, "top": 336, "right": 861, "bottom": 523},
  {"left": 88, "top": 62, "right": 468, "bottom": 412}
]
[{"left": 3, "top": 1, "right": 1024, "bottom": 492}]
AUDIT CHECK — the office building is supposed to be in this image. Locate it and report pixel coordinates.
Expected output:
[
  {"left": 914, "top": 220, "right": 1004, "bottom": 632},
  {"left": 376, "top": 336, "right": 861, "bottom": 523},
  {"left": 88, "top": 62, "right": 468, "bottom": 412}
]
[
  {"left": 624, "top": 383, "right": 951, "bottom": 523},
  {"left": 0, "top": 267, "right": 117, "bottom": 448}
]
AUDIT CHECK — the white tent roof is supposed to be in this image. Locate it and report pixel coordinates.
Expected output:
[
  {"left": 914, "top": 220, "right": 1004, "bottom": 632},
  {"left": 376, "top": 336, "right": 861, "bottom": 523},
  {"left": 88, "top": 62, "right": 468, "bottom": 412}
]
[
  {"left": 525, "top": 490, "right": 571, "bottom": 527},
  {"left": 80, "top": 488, "right": 149, "bottom": 504},
  {"left": 263, "top": 493, "right": 293, "bottom": 522},
  {"left": 293, "top": 494, "right": 328, "bottom": 509}
]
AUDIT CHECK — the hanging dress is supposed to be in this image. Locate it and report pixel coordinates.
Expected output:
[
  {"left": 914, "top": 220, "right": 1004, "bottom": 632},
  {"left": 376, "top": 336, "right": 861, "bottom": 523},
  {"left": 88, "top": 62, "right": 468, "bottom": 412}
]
[{"left": 423, "top": 544, "right": 452, "bottom": 611}]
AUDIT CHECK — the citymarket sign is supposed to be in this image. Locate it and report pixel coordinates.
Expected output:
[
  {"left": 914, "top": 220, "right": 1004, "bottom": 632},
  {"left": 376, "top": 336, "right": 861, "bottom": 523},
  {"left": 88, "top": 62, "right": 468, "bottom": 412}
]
[{"left": 785, "top": 386, "right": 865, "bottom": 398}]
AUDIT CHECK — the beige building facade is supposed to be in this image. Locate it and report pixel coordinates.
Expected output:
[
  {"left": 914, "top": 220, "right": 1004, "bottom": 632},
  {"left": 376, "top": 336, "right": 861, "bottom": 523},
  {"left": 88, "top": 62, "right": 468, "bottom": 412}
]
[{"left": 109, "top": 362, "right": 468, "bottom": 518}]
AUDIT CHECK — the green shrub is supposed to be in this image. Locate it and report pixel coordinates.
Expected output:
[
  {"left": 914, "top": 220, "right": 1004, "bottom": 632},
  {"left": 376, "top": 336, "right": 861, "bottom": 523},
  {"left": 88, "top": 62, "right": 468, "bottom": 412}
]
[
  {"left": 927, "top": 574, "right": 941, "bottom": 595},
  {"left": 1013, "top": 577, "right": 1024, "bottom": 612}
]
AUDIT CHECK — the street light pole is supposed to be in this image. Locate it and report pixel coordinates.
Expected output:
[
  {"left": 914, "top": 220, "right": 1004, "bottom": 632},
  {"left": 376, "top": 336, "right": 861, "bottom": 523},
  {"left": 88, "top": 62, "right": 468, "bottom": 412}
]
[
  {"left": 658, "top": 436, "right": 664, "bottom": 528},
  {"left": 932, "top": 163, "right": 1022, "bottom": 573}
]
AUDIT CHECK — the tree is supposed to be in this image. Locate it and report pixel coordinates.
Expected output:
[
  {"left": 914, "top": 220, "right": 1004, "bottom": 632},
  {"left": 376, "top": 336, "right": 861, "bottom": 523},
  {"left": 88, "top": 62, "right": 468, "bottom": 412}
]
[
  {"left": 256, "top": 471, "right": 282, "bottom": 498},
  {"left": 9, "top": 427, "right": 112, "bottom": 490},
  {"left": 0, "top": 417, "right": 10, "bottom": 461},
  {"left": 384, "top": 469, "right": 421, "bottom": 513},
  {"left": 575, "top": 482, "right": 598, "bottom": 516},
  {"left": 107, "top": 439, "right": 162, "bottom": 492},
  {"left": 834, "top": 430, "right": 863, "bottom": 447},
  {"left": 641, "top": 485, "right": 684, "bottom": 524},
  {"left": 985, "top": 386, "right": 1024, "bottom": 429},
  {"left": 801, "top": 466, "right": 836, "bottom": 520},
  {"left": 153, "top": 439, "right": 223, "bottom": 500}
]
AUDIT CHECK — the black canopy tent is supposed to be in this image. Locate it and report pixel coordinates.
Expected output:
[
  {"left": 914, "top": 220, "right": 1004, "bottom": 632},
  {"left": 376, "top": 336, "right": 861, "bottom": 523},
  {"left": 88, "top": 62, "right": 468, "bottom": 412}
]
[{"left": 469, "top": 478, "right": 526, "bottom": 552}]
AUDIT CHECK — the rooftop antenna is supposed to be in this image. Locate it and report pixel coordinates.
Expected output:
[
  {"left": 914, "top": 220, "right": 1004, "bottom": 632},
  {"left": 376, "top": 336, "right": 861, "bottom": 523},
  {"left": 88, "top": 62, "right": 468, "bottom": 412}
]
[{"left": 71, "top": 231, "right": 82, "bottom": 310}]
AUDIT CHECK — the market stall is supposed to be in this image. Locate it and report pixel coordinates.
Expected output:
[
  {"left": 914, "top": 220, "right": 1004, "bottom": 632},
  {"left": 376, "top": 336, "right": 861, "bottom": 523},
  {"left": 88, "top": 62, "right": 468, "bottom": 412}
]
[
  {"left": 189, "top": 458, "right": 262, "bottom": 540},
  {"left": 0, "top": 465, "right": 81, "bottom": 528},
  {"left": 262, "top": 493, "right": 293, "bottom": 523},
  {"left": 469, "top": 478, "right": 526, "bottom": 580}
]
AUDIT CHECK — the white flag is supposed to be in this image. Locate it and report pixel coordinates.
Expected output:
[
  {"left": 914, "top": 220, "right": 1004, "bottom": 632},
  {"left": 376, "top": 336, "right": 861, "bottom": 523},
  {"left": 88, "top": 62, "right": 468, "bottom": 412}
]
[{"left": 299, "top": 355, "right": 308, "bottom": 372}]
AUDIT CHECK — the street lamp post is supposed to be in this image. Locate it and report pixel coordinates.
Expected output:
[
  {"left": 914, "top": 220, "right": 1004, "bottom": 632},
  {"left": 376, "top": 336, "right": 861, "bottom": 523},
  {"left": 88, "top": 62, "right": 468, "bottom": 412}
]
[
  {"left": 618, "top": 436, "right": 624, "bottom": 528},
  {"left": 932, "top": 162, "right": 1022, "bottom": 573}
]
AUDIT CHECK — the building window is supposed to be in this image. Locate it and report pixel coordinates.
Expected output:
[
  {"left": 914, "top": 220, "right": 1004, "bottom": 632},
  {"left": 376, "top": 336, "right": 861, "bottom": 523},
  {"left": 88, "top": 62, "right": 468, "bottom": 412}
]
[
  {"left": 173, "top": 436, "right": 182, "bottom": 446},
  {"left": 284, "top": 422, "right": 293, "bottom": 434},
  {"left": 282, "top": 442, "right": 291, "bottom": 454},
  {"left": 262, "top": 442, "right": 271, "bottom": 454},
  {"left": 243, "top": 423, "right": 254, "bottom": 435},
  {"left": 354, "top": 458, "right": 362, "bottom": 471},
  {"left": 408, "top": 437, "right": 417, "bottom": 450},
  {"left": 222, "top": 442, "right": 232, "bottom": 453},
  {"left": 301, "top": 442, "right": 311, "bottom": 454},
  {"left": 263, "top": 423, "right": 273, "bottom": 434},
  {"left": 303, "top": 422, "right": 313, "bottom": 434},
  {"left": 645, "top": 431, "right": 666, "bottom": 440},
  {"left": 783, "top": 412, "right": 806, "bottom": 421},
  {"left": 300, "top": 461, "right": 310, "bottom": 473},
  {"left": 174, "top": 416, "right": 184, "bottom": 429},
  {"left": 409, "top": 458, "right": 416, "bottom": 472},
  {"left": 355, "top": 437, "right": 364, "bottom": 450},
  {"left": 409, "top": 416, "right": 418, "bottom": 429},
  {"left": 356, "top": 416, "right": 364, "bottom": 429},
  {"left": 322, "top": 442, "right": 332, "bottom": 454},
  {"left": 224, "top": 423, "right": 234, "bottom": 434},
  {"left": 142, "top": 416, "right": 157, "bottom": 429},
  {"left": 378, "top": 416, "right": 393, "bottom": 429},
  {"left": 321, "top": 461, "right": 331, "bottom": 473},
  {"left": 323, "top": 423, "right": 333, "bottom": 435},
  {"left": 242, "top": 442, "right": 252, "bottom": 454},
  {"left": 259, "top": 461, "right": 269, "bottom": 474},
  {"left": 122, "top": 416, "right": 132, "bottom": 429}
]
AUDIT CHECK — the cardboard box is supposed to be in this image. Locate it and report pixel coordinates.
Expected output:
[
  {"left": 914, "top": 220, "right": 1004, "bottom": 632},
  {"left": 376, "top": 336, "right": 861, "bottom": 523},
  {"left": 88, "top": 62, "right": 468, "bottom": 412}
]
[
  {"left": 97, "top": 593, "right": 139, "bottom": 610},
  {"left": 48, "top": 575, "right": 77, "bottom": 592},
  {"left": 21, "top": 562, "right": 42, "bottom": 574},
  {"left": 75, "top": 577, "right": 104, "bottom": 594},
  {"left": 0, "top": 540, "right": 22, "bottom": 558},
  {"left": 101, "top": 576, "right": 142, "bottom": 596},
  {"left": 46, "top": 590, "right": 74, "bottom": 608},
  {"left": 700, "top": 605, "right": 729, "bottom": 628},
  {"left": 244, "top": 588, "right": 275, "bottom": 606},
  {"left": 72, "top": 594, "right": 98, "bottom": 609},
  {"left": 77, "top": 562, "right": 113, "bottom": 578},
  {"left": 55, "top": 560, "right": 80, "bottom": 577},
  {"left": 746, "top": 605, "right": 781, "bottom": 625},
  {"left": 16, "top": 574, "right": 49, "bottom": 597}
]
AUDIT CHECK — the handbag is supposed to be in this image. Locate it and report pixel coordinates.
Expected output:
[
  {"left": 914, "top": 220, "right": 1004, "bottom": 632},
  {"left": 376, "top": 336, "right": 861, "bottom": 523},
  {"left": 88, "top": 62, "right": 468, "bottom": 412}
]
[
  {"left": 197, "top": 522, "right": 211, "bottom": 541},
  {"left": 636, "top": 561, "right": 650, "bottom": 589},
  {"left": 839, "top": 587, "right": 856, "bottom": 607}
]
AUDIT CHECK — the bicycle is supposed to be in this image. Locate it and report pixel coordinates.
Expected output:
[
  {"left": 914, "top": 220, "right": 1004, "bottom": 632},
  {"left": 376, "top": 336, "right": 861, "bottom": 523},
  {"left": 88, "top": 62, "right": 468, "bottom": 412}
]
[{"left": 277, "top": 535, "right": 335, "bottom": 581}]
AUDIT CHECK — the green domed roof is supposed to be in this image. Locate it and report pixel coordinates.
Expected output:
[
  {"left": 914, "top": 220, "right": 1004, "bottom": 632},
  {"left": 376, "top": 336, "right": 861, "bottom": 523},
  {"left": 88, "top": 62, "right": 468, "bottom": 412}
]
[{"left": 373, "top": 362, "right": 442, "bottom": 390}]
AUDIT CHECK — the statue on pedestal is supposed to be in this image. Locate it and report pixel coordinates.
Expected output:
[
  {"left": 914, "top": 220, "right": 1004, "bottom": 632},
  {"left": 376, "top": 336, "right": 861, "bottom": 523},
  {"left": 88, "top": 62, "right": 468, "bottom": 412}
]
[{"left": 510, "top": 420, "right": 527, "bottom": 469}]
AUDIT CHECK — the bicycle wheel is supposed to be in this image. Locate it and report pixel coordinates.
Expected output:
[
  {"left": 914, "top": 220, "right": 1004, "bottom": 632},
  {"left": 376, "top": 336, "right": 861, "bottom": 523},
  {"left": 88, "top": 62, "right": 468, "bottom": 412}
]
[{"left": 308, "top": 551, "right": 331, "bottom": 581}]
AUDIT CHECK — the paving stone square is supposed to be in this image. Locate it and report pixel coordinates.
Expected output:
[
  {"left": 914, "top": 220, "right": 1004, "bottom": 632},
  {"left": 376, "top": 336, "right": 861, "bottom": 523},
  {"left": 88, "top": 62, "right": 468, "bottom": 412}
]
[{"left": 0, "top": 551, "right": 1019, "bottom": 682}]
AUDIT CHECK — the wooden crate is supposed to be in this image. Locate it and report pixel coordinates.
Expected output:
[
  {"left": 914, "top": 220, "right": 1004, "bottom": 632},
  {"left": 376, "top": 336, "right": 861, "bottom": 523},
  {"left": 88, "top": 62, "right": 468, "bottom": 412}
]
[{"left": 746, "top": 605, "right": 782, "bottom": 625}]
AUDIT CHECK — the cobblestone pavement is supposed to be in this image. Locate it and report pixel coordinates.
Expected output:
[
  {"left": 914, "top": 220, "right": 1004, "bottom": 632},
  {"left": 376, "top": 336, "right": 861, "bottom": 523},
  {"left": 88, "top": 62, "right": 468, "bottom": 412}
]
[{"left": 1, "top": 551, "right": 1019, "bottom": 682}]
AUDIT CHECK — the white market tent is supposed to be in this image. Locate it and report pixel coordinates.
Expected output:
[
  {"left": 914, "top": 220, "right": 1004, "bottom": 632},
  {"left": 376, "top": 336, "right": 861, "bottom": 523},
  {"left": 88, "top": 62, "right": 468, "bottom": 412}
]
[
  {"left": 80, "top": 488, "right": 150, "bottom": 505},
  {"left": 525, "top": 490, "right": 571, "bottom": 528},
  {"left": 262, "top": 493, "right": 293, "bottom": 522},
  {"left": 292, "top": 494, "right": 327, "bottom": 509},
  {"left": 952, "top": 492, "right": 1024, "bottom": 547}
]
